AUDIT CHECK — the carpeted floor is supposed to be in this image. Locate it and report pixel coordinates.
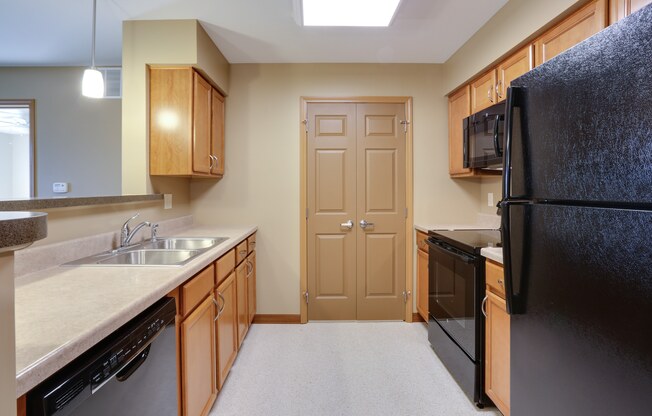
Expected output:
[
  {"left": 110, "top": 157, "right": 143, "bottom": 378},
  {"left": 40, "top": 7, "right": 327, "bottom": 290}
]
[{"left": 209, "top": 322, "right": 502, "bottom": 416}]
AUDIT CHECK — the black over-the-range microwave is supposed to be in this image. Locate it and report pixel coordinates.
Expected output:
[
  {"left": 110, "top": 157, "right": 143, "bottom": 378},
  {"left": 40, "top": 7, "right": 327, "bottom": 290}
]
[{"left": 463, "top": 102, "right": 505, "bottom": 170}]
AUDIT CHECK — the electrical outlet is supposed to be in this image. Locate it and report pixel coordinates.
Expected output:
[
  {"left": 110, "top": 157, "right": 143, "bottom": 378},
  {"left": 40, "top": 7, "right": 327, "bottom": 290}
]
[
  {"left": 164, "top": 194, "right": 172, "bottom": 209},
  {"left": 53, "top": 182, "right": 69, "bottom": 193},
  {"left": 488, "top": 192, "right": 494, "bottom": 207}
]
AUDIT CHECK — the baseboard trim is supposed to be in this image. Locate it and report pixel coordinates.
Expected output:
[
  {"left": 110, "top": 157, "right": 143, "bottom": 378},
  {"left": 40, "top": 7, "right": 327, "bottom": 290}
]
[
  {"left": 412, "top": 312, "right": 426, "bottom": 323},
  {"left": 253, "top": 314, "right": 301, "bottom": 324}
]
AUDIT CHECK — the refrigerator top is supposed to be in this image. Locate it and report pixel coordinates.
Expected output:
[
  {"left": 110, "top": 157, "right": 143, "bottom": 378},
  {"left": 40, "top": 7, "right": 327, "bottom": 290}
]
[
  {"left": 506, "top": 4, "right": 652, "bottom": 206},
  {"left": 428, "top": 229, "right": 502, "bottom": 254}
]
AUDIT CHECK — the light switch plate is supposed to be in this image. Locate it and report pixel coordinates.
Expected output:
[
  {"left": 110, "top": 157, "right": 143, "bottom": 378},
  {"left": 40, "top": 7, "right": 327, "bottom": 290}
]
[
  {"left": 488, "top": 192, "right": 494, "bottom": 207},
  {"left": 164, "top": 194, "right": 172, "bottom": 209},
  {"left": 53, "top": 182, "right": 68, "bottom": 193}
]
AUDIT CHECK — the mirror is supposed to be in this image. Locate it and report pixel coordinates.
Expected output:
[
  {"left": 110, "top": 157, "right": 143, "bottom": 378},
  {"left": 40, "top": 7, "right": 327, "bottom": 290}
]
[{"left": 0, "top": 67, "right": 122, "bottom": 200}]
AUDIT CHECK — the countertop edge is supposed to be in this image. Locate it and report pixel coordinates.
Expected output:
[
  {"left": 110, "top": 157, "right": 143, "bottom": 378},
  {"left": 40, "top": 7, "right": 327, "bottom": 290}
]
[
  {"left": 15, "top": 224, "right": 257, "bottom": 397},
  {"left": 481, "top": 247, "right": 503, "bottom": 265}
]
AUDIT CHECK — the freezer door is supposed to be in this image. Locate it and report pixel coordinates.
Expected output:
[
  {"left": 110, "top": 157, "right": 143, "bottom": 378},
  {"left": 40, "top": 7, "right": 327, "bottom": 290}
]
[
  {"left": 507, "top": 203, "right": 652, "bottom": 416},
  {"left": 505, "top": 6, "right": 652, "bottom": 204}
]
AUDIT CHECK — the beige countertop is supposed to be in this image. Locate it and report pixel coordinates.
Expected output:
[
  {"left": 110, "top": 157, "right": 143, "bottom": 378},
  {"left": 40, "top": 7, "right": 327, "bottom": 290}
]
[
  {"left": 14, "top": 224, "right": 256, "bottom": 397},
  {"left": 481, "top": 247, "right": 503, "bottom": 264}
]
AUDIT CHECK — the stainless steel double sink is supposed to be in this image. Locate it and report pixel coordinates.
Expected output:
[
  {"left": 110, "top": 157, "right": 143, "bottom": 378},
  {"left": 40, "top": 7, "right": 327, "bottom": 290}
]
[{"left": 64, "top": 237, "right": 229, "bottom": 266}]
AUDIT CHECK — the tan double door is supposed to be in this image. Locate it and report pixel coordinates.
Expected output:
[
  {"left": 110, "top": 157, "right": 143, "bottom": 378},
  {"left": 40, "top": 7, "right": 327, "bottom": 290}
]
[{"left": 307, "top": 102, "right": 406, "bottom": 320}]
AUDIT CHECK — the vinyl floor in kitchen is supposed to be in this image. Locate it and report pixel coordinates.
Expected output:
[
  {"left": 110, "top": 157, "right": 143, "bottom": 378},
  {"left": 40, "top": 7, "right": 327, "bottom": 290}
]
[{"left": 209, "top": 322, "right": 501, "bottom": 416}]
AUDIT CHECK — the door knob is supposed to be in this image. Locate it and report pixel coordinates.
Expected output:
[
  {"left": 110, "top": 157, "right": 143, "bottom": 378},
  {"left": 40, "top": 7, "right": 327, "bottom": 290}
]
[
  {"left": 359, "top": 219, "right": 374, "bottom": 229},
  {"left": 340, "top": 220, "right": 354, "bottom": 230}
]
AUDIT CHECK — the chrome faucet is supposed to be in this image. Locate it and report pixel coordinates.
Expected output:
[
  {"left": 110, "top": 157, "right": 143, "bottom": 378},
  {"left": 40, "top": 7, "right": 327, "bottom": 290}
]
[{"left": 120, "top": 213, "right": 151, "bottom": 247}]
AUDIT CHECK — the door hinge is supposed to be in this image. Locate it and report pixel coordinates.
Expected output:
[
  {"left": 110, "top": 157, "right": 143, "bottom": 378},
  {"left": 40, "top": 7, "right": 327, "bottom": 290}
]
[
  {"left": 302, "top": 119, "right": 308, "bottom": 132},
  {"left": 304, "top": 291, "right": 309, "bottom": 304},
  {"left": 402, "top": 290, "right": 411, "bottom": 303},
  {"left": 400, "top": 120, "right": 410, "bottom": 133},
  {"left": 305, "top": 207, "right": 309, "bottom": 220}
]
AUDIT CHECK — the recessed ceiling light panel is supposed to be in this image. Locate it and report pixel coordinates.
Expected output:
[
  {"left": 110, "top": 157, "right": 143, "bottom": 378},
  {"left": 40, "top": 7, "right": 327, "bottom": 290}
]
[{"left": 302, "top": 0, "right": 401, "bottom": 27}]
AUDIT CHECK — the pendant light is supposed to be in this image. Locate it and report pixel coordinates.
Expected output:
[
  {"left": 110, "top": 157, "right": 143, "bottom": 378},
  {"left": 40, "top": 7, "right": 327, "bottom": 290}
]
[{"left": 82, "top": 0, "right": 104, "bottom": 98}]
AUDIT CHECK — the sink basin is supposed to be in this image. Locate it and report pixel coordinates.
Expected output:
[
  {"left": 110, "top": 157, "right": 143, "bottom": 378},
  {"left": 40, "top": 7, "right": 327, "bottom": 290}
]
[
  {"left": 141, "top": 237, "right": 228, "bottom": 251},
  {"left": 63, "top": 236, "right": 230, "bottom": 267},
  {"left": 97, "top": 249, "right": 199, "bottom": 266}
]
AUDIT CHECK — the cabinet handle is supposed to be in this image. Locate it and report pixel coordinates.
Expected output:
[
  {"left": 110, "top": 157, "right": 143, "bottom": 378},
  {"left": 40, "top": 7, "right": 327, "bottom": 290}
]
[
  {"left": 246, "top": 259, "right": 254, "bottom": 277},
  {"left": 497, "top": 278, "right": 504, "bottom": 286},
  {"left": 212, "top": 296, "right": 220, "bottom": 321},
  {"left": 496, "top": 80, "right": 503, "bottom": 99},
  {"left": 209, "top": 155, "right": 215, "bottom": 171},
  {"left": 487, "top": 86, "right": 494, "bottom": 103},
  {"left": 239, "top": 249, "right": 247, "bottom": 257},
  {"left": 481, "top": 296, "right": 488, "bottom": 318},
  {"left": 250, "top": 241, "right": 256, "bottom": 250},
  {"left": 213, "top": 155, "right": 219, "bottom": 170}
]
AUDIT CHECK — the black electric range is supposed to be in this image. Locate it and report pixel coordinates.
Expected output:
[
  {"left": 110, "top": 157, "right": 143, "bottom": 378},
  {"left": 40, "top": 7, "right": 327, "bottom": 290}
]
[{"left": 425, "top": 228, "right": 501, "bottom": 408}]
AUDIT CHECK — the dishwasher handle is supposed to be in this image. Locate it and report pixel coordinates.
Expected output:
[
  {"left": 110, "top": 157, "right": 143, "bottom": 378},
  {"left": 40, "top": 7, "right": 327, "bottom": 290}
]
[{"left": 115, "top": 345, "right": 151, "bottom": 382}]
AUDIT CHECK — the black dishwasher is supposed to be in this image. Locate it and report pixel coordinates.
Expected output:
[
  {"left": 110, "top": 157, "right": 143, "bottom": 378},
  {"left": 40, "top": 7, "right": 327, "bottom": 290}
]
[{"left": 27, "top": 297, "right": 178, "bottom": 416}]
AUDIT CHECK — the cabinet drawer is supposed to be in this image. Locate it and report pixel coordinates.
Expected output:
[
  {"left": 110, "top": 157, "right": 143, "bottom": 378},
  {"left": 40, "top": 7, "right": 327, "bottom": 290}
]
[
  {"left": 181, "top": 264, "right": 215, "bottom": 317},
  {"left": 236, "top": 241, "right": 248, "bottom": 265},
  {"left": 247, "top": 233, "right": 256, "bottom": 254},
  {"left": 216, "top": 249, "right": 235, "bottom": 286},
  {"left": 486, "top": 259, "right": 506, "bottom": 297},
  {"left": 416, "top": 231, "right": 428, "bottom": 253}
]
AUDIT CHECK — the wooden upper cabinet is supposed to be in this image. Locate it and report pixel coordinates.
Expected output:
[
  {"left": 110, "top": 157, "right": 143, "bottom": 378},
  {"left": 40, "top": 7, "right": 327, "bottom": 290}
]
[
  {"left": 149, "top": 66, "right": 224, "bottom": 178},
  {"left": 497, "top": 45, "right": 533, "bottom": 102},
  {"left": 448, "top": 85, "right": 472, "bottom": 177},
  {"left": 471, "top": 70, "right": 497, "bottom": 113},
  {"left": 534, "top": 0, "right": 607, "bottom": 66},
  {"left": 193, "top": 73, "right": 212, "bottom": 175},
  {"left": 610, "top": 0, "right": 652, "bottom": 23},
  {"left": 211, "top": 89, "right": 225, "bottom": 176}
]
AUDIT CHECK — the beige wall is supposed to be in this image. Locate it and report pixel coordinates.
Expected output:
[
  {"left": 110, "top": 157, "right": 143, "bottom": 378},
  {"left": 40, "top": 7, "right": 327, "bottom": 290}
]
[
  {"left": 0, "top": 67, "right": 121, "bottom": 198},
  {"left": 190, "top": 63, "right": 483, "bottom": 314}
]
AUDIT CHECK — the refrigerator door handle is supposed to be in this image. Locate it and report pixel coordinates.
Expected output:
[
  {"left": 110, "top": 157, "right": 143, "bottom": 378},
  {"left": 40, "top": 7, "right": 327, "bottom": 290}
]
[
  {"left": 501, "top": 199, "right": 530, "bottom": 315},
  {"left": 501, "top": 86, "right": 523, "bottom": 202}
]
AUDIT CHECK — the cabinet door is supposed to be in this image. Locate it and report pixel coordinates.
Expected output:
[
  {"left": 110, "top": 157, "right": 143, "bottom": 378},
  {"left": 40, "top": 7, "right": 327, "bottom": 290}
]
[
  {"left": 448, "top": 85, "right": 472, "bottom": 176},
  {"left": 416, "top": 248, "right": 428, "bottom": 322},
  {"left": 471, "top": 69, "right": 496, "bottom": 113},
  {"left": 247, "top": 251, "right": 256, "bottom": 324},
  {"left": 236, "top": 260, "right": 248, "bottom": 347},
  {"left": 181, "top": 296, "right": 217, "bottom": 416},
  {"left": 485, "top": 290, "right": 510, "bottom": 416},
  {"left": 193, "top": 72, "right": 212, "bottom": 175},
  {"left": 610, "top": 0, "right": 652, "bottom": 23},
  {"left": 216, "top": 272, "right": 237, "bottom": 390},
  {"left": 497, "top": 45, "right": 533, "bottom": 102},
  {"left": 211, "top": 89, "right": 225, "bottom": 176},
  {"left": 535, "top": 0, "right": 607, "bottom": 66},
  {"left": 149, "top": 67, "right": 193, "bottom": 176}
]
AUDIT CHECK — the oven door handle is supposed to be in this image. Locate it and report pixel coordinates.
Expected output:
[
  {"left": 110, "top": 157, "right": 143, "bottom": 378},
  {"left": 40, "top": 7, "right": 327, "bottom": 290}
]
[{"left": 426, "top": 239, "right": 476, "bottom": 264}]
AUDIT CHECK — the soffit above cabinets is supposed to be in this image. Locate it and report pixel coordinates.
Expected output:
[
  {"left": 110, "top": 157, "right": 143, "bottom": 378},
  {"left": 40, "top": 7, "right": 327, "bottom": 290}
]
[{"left": 0, "top": 0, "right": 507, "bottom": 66}]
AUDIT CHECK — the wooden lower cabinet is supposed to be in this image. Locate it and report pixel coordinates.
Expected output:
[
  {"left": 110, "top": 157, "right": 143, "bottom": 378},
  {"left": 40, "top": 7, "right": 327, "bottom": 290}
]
[
  {"left": 610, "top": 0, "right": 652, "bottom": 22},
  {"left": 416, "top": 231, "right": 429, "bottom": 322},
  {"left": 484, "top": 261, "right": 510, "bottom": 416},
  {"left": 246, "top": 251, "right": 256, "bottom": 324},
  {"left": 216, "top": 272, "right": 238, "bottom": 390},
  {"left": 236, "top": 260, "right": 249, "bottom": 347},
  {"left": 180, "top": 296, "right": 217, "bottom": 416}
]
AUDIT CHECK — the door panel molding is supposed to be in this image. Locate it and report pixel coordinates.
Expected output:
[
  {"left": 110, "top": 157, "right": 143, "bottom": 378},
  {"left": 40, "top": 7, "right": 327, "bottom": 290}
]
[{"left": 300, "top": 97, "right": 414, "bottom": 323}]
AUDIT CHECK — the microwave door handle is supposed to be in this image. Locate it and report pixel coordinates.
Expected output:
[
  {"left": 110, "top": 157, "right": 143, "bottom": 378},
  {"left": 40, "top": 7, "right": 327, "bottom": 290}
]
[{"left": 493, "top": 114, "right": 503, "bottom": 157}]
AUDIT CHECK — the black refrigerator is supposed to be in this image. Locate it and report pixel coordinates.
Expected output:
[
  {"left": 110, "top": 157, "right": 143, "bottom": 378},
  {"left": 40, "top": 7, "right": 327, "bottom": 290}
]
[{"left": 499, "top": 5, "right": 652, "bottom": 416}]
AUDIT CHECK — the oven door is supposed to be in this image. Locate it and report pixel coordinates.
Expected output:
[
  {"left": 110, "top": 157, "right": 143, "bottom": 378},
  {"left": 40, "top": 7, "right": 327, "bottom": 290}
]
[{"left": 427, "top": 238, "right": 478, "bottom": 360}]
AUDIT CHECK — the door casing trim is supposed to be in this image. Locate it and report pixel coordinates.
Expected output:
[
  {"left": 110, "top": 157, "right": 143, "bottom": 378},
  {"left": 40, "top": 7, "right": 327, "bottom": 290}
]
[{"left": 299, "top": 96, "right": 414, "bottom": 323}]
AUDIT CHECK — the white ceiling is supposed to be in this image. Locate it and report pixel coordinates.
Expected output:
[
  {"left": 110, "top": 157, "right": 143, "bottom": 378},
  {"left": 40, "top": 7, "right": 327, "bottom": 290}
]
[{"left": 0, "top": 0, "right": 508, "bottom": 66}]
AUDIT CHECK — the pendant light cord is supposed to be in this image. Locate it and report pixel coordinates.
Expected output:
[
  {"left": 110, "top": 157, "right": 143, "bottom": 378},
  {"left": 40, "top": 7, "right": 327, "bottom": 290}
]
[{"left": 91, "top": 0, "right": 97, "bottom": 68}]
